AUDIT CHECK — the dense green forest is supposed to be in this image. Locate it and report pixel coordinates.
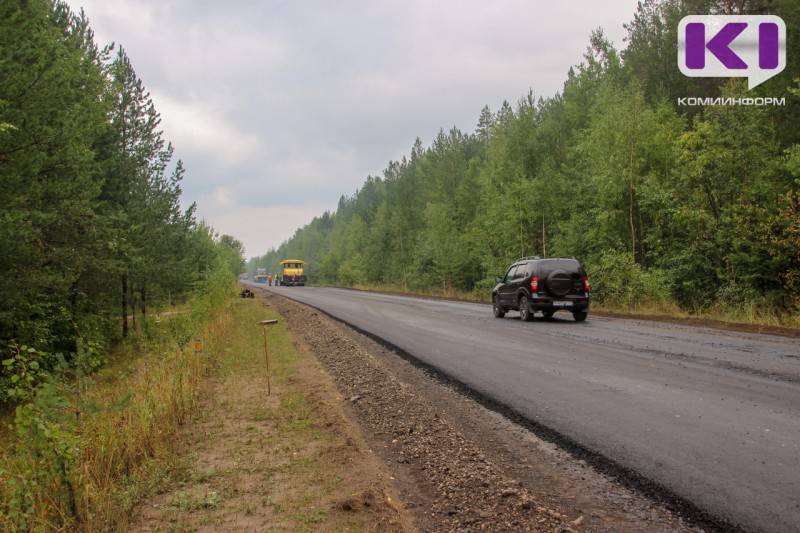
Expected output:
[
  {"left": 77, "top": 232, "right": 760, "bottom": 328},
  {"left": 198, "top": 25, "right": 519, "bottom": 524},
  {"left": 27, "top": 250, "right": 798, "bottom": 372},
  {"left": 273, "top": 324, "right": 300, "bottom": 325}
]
[
  {"left": 250, "top": 0, "right": 800, "bottom": 320},
  {"left": 0, "top": 0, "right": 244, "bottom": 397}
]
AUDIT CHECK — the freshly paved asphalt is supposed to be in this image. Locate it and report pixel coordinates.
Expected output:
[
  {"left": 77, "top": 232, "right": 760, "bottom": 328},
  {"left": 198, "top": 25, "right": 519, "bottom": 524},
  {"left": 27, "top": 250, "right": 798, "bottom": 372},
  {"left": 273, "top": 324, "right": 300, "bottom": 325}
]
[{"left": 251, "top": 284, "right": 800, "bottom": 532}]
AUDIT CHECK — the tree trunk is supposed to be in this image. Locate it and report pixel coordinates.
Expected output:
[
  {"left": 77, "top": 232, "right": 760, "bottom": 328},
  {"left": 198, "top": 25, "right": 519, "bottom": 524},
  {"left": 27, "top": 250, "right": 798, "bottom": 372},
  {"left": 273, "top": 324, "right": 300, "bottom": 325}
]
[
  {"left": 399, "top": 230, "right": 408, "bottom": 290},
  {"left": 629, "top": 149, "right": 637, "bottom": 264},
  {"left": 130, "top": 279, "right": 135, "bottom": 329},
  {"left": 121, "top": 274, "right": 128, "bottom": 338},
  {"left": 141, "top": 284, "right": 146, "bottom": 321},
  {"left": 630, "top": 179, "right": 637, "bottom": 264},
  {"left": 542, "top": 214, "right": 547, "bottom": 258}
]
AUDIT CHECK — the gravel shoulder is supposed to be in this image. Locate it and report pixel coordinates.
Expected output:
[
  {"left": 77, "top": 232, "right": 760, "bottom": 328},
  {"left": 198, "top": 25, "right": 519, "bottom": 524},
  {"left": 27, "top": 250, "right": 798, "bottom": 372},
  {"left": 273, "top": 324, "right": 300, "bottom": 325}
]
[{"left": 268, "top": 292, "right": 704, "bottom": 532}]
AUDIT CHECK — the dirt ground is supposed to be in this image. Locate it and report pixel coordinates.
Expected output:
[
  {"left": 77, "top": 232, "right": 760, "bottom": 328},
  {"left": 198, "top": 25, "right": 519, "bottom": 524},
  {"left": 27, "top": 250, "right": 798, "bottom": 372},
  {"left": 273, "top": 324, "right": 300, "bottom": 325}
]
[{"left": 130, "top": 292, "right": 708, "bottom": 532}]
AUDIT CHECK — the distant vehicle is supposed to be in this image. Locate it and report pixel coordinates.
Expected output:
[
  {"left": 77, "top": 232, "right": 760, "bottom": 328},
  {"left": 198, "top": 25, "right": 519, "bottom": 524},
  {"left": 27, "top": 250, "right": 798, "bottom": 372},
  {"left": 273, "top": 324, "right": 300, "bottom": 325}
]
[
  {"left": 278, "top": 260, "right": 307, "bottom": 286},
  {"left": 492, "top": 257, "right": 590, "bottom": 322},
  {"left": 241, "top": 273, "right": 249, "bottom": 281},
  {"left": 254, "top": 268, "right": 267, "bottom": 283}
]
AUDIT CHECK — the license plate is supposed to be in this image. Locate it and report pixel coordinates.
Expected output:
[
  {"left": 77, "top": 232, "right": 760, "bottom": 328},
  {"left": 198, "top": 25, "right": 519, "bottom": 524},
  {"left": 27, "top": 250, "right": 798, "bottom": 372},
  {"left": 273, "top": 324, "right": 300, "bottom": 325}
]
[{"left": 552, "top": 300, "right": 572, "bottom": 307}]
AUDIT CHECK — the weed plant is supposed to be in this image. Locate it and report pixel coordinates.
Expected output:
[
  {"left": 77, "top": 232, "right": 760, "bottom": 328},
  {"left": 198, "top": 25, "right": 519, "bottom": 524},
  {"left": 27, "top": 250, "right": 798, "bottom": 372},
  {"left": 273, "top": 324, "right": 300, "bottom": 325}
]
[{"left": 0, "top": 271, "right": 234, "bottom": 531}]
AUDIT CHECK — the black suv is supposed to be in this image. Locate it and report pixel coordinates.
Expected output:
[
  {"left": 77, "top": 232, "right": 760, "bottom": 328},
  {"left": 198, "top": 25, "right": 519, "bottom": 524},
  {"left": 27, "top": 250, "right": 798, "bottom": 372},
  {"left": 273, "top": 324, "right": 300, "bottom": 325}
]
[{"left": 492, "top": 257, "right": 590, "bottom": 322}]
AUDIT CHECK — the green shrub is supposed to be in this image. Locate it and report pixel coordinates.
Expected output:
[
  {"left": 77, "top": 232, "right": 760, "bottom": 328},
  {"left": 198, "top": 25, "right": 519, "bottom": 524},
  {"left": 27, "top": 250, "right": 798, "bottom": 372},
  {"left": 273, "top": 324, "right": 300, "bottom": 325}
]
[{"left": 589, "top": 251, "right": 671, "bottom": 309}]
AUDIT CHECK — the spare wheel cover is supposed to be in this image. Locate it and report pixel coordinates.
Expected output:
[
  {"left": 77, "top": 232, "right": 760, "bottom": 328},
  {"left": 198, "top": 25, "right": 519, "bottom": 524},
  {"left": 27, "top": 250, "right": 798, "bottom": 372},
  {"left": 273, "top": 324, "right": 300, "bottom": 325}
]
[{"left": 546, "top": 270, "right": 571, "bottom": 297}]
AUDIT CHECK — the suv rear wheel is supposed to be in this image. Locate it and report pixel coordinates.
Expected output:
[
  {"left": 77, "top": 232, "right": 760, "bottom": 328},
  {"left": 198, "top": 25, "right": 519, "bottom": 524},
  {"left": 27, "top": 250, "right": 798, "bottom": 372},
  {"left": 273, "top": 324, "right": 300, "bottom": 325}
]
[
  {"left": 519, "top": 295, "right": 533, "bottom": 322},
  {"left": 572, "top": 310, "right": 588, "bottom": 322}
]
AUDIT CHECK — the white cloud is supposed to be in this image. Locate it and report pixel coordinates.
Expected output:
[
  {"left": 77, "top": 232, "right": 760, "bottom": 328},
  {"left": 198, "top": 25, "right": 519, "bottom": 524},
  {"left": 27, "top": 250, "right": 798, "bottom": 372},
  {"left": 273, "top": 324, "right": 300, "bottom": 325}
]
[
  {"left": 68, "top": 0, "right": 642, "bottom": 258},
  {"left": 152, "top": 91, "right": 261, "bottom": 166},
  {"left": 212, "top": 187, "right": 234, "bottom": 207},
  {"left": 200, "top": 203, "right": 330, "bottom": 257}
]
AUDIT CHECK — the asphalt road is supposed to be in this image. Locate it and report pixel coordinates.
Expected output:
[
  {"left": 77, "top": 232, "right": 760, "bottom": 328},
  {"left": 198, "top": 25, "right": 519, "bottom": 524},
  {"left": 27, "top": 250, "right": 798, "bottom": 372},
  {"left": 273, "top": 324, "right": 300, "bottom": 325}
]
[{"left": 251, "top": 284, "right": 800, "bottom": 532}]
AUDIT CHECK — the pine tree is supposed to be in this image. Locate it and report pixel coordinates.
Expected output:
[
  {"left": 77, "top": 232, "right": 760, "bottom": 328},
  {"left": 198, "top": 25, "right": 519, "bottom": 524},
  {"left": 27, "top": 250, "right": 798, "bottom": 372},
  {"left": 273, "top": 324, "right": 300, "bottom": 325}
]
[{"left": 0, "top": 0, "right": 110, "bottom": 353}]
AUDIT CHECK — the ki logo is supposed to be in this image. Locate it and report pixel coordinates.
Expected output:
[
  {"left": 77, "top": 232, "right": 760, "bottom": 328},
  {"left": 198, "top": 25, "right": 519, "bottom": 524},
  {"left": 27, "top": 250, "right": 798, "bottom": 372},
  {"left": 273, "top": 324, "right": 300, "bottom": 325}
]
[{"left": 678, "top": 15, "right": 786, "bottom": 89}]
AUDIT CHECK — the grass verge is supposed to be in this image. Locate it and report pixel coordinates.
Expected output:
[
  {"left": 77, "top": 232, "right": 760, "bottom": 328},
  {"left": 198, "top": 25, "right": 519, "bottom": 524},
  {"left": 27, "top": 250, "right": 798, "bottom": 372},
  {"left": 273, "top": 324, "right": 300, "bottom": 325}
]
[
  {"left": 127, "top": 296, "right": 407, "bottom": 532},
  {"left": 1, "top": 290, "right": 408, "bottom": 532},
  {"left": 0, "top": 290, "right": 231, "bottom": 531}
]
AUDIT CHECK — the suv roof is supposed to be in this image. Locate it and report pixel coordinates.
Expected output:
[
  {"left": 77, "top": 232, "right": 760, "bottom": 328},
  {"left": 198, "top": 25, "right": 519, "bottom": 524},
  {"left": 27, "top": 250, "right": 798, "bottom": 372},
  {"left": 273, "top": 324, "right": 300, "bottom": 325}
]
[{"left": 515, "top": 256, "right": 579, "bottom": 263}]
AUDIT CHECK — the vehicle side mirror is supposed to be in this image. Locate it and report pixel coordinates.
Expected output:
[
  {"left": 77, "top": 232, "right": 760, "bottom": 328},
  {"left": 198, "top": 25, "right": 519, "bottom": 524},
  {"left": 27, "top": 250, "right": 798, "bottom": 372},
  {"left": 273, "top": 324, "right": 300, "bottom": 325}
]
[{"left": 495, "top": 276, "right": 503, "bottom": 284}]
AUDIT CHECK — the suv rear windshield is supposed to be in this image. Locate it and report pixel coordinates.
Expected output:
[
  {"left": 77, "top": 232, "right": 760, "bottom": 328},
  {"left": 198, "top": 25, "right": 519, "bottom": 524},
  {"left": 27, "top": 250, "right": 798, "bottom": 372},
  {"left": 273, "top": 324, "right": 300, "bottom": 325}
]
[{"left": 537, "top": 259, "right": 581, "bottom": 277}]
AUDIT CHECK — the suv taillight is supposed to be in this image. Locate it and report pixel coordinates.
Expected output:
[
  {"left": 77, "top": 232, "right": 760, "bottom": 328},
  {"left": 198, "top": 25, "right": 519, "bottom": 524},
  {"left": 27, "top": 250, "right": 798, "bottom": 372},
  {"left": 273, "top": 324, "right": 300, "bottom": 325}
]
[
  {"left": 584, "top": 277, "right": 591, "bottom": 291},
  {"left": 531, "top": 277, "right": 539, "bottom": 292}
]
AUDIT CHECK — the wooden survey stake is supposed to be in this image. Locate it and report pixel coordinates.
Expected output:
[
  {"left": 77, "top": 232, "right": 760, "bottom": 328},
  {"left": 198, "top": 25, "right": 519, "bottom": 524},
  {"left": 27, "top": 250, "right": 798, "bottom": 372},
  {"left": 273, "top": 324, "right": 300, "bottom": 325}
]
[{"left": 259, "top": 319, "right": 279, "bottom": 395}]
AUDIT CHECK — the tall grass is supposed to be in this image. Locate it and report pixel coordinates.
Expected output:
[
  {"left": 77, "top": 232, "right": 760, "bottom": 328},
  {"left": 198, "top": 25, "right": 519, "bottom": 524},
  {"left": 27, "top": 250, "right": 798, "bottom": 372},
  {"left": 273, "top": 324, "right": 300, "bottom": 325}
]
[{"left": 0, "top": 270, "right": 235, "bottom": 532}]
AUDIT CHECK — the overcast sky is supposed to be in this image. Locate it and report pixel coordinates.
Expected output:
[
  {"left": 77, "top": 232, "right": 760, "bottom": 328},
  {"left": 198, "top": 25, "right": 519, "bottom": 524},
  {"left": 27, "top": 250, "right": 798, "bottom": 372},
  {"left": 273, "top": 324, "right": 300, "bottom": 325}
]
[{"left": 67, "top": 0, "right": 641, "bottom": 257}]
